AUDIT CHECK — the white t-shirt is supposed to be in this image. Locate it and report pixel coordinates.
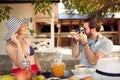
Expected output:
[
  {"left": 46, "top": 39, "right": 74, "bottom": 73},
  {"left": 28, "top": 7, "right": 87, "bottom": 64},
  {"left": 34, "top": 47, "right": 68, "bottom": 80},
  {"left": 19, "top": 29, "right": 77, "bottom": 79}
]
[{"left": 80, "top": 36, "right": 113, "bottom": 67}]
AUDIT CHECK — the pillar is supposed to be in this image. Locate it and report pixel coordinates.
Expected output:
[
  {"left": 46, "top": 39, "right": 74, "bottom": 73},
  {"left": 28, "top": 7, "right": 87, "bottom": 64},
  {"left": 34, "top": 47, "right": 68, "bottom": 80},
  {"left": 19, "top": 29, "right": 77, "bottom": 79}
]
[{"left": 117, "top": 19, "right": 120, "bottom": 44}]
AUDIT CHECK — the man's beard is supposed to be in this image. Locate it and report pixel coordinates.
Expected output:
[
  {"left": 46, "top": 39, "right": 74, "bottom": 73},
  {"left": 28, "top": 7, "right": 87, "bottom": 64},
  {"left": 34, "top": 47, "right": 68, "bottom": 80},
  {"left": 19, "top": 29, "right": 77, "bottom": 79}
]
[{"left": 86, "top": 31, "right": 92, "bottom": 38}]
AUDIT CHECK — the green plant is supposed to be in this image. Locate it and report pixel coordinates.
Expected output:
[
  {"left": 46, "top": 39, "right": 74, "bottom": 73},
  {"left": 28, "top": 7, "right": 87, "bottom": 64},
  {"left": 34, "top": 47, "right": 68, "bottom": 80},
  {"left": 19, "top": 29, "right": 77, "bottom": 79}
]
[
  {"left": 62, "top": 0, "right": 120, "bottom": 17},
  {"left": 33, "top": 0, "right": 52, "bottom": 17},
  {"left": 27, "top": 28, "right": 38, "bottom": 36},
  {"left": 0, "top": 5, "right": 13, "bottom": 23},
  {"left": 0, "top": 0, "right": 52, "bottom": 23}
]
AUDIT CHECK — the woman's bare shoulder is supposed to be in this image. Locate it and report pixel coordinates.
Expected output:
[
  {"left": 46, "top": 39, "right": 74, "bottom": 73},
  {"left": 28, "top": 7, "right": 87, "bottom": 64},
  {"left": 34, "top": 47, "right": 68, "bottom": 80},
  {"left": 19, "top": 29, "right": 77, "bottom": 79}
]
[{"left": 6, "top": 42, "right": 17, "bottom": 55}]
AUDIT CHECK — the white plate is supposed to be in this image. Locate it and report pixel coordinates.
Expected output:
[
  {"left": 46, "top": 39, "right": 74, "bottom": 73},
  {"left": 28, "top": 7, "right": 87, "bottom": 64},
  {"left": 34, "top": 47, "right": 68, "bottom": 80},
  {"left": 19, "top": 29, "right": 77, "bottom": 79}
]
[
  {"left": 71, "top": 68, "right": 96, "bottom": 79},
  {"left": 75, "top": 74, "right": 92, "bottom": 79}
]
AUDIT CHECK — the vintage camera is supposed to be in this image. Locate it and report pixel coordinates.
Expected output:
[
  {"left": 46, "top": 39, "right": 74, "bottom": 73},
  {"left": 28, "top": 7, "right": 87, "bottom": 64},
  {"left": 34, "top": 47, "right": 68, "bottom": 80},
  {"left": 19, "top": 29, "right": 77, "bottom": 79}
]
[{"left": 76, "top": 26, "right": 85, "bottom": 33}]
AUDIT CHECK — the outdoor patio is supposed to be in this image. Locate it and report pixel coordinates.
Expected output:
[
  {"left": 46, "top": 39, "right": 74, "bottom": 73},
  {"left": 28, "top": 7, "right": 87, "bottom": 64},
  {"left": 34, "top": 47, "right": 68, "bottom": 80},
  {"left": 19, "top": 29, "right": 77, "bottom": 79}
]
[
  {"left": 0, "top": 47, "right": 80, "bottom": 75},
  {"left": 1, "top": 45, "right": 120, "bottom": 75}
]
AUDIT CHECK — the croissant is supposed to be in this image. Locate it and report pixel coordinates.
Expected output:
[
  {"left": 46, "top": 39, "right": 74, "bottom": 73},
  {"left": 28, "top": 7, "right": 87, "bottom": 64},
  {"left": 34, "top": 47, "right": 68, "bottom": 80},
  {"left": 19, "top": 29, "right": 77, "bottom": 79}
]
[{"left": 80, "top": 76, "right": 94, "bottom": 80}]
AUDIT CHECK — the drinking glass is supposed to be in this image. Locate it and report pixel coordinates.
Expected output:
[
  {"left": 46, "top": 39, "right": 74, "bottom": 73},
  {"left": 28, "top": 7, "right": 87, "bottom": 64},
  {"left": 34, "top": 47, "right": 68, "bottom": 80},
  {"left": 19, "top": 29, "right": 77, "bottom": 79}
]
[{"left": 52, "top": 59, "right": 66, "bottom": 77}]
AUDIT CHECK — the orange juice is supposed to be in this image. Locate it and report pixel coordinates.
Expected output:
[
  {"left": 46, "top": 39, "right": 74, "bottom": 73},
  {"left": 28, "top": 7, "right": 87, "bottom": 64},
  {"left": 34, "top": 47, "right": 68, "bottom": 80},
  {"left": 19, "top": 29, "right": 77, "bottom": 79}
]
[{"left": 52, "top": 61, "right": 65, "bottom": 77}]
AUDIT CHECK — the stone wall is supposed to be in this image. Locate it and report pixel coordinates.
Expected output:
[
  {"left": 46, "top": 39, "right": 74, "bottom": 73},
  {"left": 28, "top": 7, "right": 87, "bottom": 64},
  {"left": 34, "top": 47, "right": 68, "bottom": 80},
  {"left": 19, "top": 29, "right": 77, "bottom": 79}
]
[{"left": 0, "top": 55, "right": 12, "bottom": 74}]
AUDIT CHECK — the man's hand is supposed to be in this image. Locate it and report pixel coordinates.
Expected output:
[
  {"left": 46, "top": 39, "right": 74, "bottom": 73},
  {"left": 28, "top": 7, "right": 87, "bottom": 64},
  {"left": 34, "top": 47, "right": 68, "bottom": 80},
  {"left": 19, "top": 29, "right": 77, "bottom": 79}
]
[
  {"left": 79, "top": 32, "right": 88, "bottom": 45},
  {"left": 73, "top": 32, "right": 88, "bottom": 45},
  {"left": 73, "top": 32, "right": 81, "bottom": 43}
]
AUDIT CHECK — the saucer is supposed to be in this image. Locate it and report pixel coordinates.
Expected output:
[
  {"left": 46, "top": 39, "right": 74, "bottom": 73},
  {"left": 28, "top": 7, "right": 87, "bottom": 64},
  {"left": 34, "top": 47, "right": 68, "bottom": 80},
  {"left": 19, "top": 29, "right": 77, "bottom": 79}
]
[
  {"left": 72, "top": 68, "right": 96, "bottom": 75},
  {"left": 72, "top": 69, "right": 90, "bottom": 75}
]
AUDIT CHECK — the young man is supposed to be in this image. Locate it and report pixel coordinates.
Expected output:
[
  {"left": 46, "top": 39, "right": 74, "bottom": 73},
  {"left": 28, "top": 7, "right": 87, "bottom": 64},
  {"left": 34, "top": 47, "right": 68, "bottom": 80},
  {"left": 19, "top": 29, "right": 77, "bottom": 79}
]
[{"left": 72, "top": 17, "right": 113, "bottom": 67}]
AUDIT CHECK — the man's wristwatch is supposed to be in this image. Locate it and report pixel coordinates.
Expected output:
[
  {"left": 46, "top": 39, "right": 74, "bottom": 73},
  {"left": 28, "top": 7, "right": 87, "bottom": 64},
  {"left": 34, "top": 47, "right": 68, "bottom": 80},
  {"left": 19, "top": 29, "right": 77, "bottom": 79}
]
[{"left": 83, "top": 42, "right": 88, "bottom": 46}]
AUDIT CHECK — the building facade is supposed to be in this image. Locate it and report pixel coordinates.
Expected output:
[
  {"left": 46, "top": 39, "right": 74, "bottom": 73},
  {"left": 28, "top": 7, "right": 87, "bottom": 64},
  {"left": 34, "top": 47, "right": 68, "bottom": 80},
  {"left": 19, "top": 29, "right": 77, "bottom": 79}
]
[{"left": 0, "top": 0, "right": 120, "bottom": 53}]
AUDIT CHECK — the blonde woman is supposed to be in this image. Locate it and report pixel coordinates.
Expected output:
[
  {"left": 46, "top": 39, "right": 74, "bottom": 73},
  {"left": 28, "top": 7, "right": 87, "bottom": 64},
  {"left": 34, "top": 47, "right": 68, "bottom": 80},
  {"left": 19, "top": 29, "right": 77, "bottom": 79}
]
[{"left": 4, "top": 16, "right": 42, "bottom": 74}]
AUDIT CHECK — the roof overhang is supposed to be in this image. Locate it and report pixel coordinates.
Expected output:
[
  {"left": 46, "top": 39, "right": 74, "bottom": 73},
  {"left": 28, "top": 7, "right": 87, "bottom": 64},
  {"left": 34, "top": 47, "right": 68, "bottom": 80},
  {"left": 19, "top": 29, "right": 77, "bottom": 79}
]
[{"left": 59, "top": 13, "right": 120, "bottom": 20}]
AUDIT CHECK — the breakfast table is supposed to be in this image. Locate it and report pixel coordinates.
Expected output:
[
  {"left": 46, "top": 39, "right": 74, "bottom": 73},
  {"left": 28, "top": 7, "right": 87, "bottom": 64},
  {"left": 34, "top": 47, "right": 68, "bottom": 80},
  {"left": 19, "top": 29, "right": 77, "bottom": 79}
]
[
  {"left": 0, "top": 67, "right": 119, "bottom": 80},
  {"left": 45, "top": 67, "right": 120, "bottom": 80}
]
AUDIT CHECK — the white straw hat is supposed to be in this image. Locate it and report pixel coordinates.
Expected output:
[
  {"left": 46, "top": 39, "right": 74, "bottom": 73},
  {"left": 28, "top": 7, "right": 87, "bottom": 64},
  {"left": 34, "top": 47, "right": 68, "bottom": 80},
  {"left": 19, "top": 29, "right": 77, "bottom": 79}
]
[{"left": 4, "top": 16, "right": 30, "bottom": 40}]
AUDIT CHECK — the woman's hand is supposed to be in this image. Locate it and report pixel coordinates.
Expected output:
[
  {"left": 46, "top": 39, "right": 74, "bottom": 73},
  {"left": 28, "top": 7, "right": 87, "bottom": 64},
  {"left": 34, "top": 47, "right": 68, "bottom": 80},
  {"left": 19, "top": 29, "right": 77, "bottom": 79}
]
[{"left": 11, "top": 33, "right": 20, "bottom": 45}]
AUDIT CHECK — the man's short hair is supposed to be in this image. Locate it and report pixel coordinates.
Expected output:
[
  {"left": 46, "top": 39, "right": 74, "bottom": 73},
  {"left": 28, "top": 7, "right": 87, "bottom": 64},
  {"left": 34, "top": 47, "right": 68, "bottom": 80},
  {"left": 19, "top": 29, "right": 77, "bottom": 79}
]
[{"left": 83, "top": 16, "right": 102, "bottom": 32}]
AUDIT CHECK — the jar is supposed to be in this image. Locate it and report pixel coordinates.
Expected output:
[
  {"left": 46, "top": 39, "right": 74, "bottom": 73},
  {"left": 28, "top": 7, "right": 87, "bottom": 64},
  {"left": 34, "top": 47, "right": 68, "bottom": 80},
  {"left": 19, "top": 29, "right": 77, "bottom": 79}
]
[
  {"left": 52, "top": 59, "right": 66, "bottom": 77},
  {"left": 21, "top": 60, "right": 31, "bottom": 70}
]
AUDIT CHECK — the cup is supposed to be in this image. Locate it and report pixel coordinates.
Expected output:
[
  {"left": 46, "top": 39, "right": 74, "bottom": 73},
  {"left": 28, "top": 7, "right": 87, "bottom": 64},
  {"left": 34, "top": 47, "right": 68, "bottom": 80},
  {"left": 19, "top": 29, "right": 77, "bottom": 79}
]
[
  {"left": 52, "top": 59, "right": 65, "bottom": 77},
  {"left": 74, "top": 64, "right": 87, "bottom": 73}
]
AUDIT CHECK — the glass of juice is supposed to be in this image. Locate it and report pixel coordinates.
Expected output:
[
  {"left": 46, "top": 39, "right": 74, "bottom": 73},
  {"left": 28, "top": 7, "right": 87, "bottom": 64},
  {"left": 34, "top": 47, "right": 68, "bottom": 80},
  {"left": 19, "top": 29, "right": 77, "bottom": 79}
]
[{"left": 52, "top": 59, "right": 66, "bottom": 77}]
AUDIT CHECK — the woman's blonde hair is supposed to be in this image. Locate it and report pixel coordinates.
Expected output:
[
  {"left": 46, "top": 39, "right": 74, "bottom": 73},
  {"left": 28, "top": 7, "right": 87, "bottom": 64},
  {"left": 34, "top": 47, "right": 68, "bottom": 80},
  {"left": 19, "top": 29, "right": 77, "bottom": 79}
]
[{"left": 7, "top": 40, "right": 16, "bottom": 47}]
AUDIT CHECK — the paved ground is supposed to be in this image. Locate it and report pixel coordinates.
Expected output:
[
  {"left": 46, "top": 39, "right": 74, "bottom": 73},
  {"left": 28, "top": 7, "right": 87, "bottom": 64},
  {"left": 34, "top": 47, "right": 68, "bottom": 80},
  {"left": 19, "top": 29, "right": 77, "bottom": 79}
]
[
  {"left": 1, "top": 44, "right": 120, "bottom": 75},
  {"left": 0, "top": 48, "right": 80, "bottom": 75}
]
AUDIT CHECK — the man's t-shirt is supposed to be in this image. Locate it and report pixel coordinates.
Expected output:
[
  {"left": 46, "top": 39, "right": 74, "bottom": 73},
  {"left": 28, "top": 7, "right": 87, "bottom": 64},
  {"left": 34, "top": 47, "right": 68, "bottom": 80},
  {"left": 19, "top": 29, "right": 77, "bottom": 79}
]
[{"left": 80, "top": 36, "right": 113, "bottom": 68}]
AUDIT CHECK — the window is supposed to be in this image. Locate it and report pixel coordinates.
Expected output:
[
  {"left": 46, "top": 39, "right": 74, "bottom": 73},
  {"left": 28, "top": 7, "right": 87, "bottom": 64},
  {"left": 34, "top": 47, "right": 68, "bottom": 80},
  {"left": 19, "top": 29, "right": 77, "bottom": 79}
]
[
  {"left": 41, "top": 25, "right": 50, "bottom": 32},
  {"left": 61, "top": 25, "right": 70, "bottom": 32},
  {"left": 40, "top": 24, "right": 58, "bottom": 33}
]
